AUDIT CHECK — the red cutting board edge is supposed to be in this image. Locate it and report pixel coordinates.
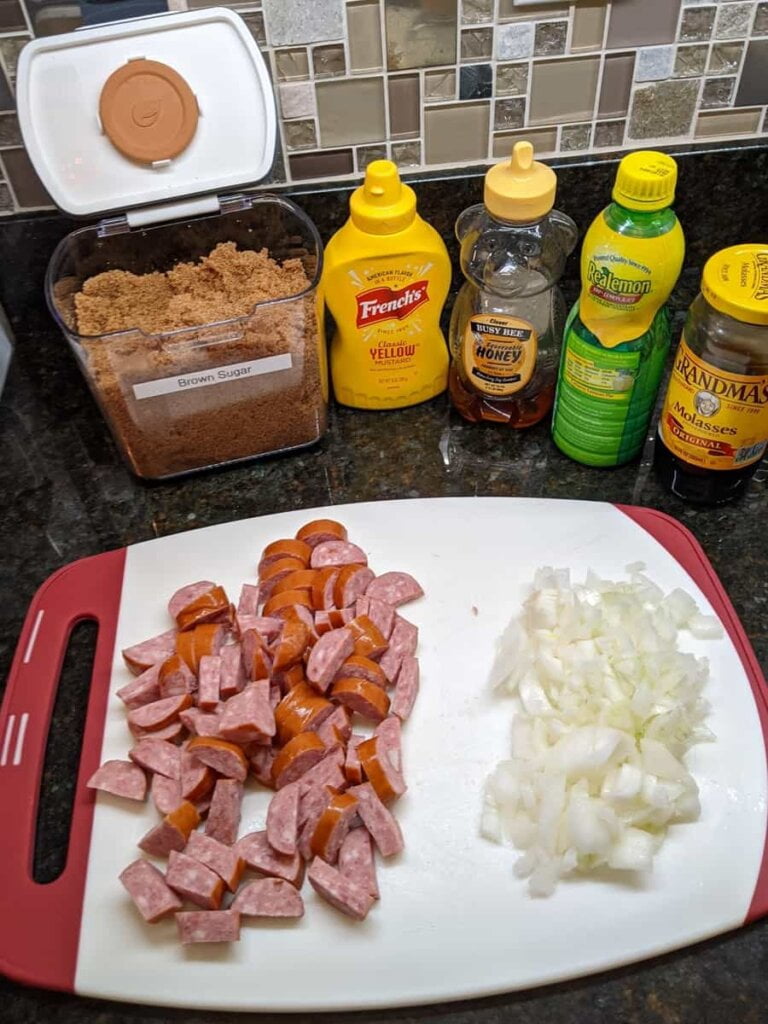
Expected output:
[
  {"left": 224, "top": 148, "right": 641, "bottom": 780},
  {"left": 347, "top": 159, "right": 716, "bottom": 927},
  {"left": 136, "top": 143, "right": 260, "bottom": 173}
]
[{"left": 0, "top": 501, "right": 765, "bottom": 999}]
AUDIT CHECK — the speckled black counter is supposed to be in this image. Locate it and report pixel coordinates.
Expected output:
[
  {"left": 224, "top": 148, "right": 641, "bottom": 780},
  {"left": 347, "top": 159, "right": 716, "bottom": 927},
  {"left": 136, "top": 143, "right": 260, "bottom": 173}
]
[{"left": 0, "top": 144, "right": 767, "bottom": 1024}]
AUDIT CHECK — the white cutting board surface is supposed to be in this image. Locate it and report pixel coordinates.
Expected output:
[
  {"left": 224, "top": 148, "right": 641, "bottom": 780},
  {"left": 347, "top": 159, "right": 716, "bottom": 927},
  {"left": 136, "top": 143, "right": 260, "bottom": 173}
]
[{"left": 76, "top": 498, "right": 767, "bottom": 1010}]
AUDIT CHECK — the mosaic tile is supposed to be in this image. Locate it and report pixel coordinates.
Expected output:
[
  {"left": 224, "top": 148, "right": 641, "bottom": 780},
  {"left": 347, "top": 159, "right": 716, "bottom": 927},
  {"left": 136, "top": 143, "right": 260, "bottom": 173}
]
[
  {"left": 496, "top": 62, "right": 528, "bottom": 97},
  {"left": 459, "top": 63, "right": 493, "bottom": 100},
  {"left": 708, "top": 41, "right": 744, "bottom": 72},
  {"left": 274, "top": 48, "right": 310, "bottom": 82},
  {"left": 357, "top": 144, "right": 388, "bottom": 170},
  {"left": 701, "top": 76, "right": 736, "bottom": 107},
  {"left": 529, "top": 57, "right": 600, "bottom": 125},
  {"left": 279, "top": 82, "right": 316, "bottom": 120},
  {"left": 494, "top": 96, "right": 525, "bottom": 130},
  {"left": 695, "top": 107, "right": 762, "bottom": 137},
  {"left": 461, "top": 0, "right": 493, "bottom": 26},
  {"left": 391, "top": 140, "right": 421, "bottom": 166},
  {"left": 347, "top": 1, "right": 383, "bottom": 72},
  {"left": 263, "top": 0, "right": 344, "bottom": 47},
  {"left": 753, "top": 3, "right": 768, "bottom": 35},
  {"left": 678, "top": 7, "right": 716, "bottom": 41},
  {"left": 606, "top": 0, "right": 681, "bottom": 48},
  {"left": 674, "top": 44, "right": 709, "bottom": 76},
  {"left": 628, "top": 79, "right": 700, "bottom": 139},
  {"left": 498, "top": 2, "right": 568, "bottom": 21},
  {"left": 0, "top": 65, "right": 12, "bottom": 111},
  {"left": 313, "top": 44, "right": 346, "bottom": 78},
  {"left": 0, "top": 36, "right": 28, "bottom": 83},
  {"left": 2, "top": 147, "right": 51, "bottom": 206},
  {"left": 385, "top": 0, "right": 457, "bottom": 70},
  {"left": 424, "top": 101, "right": 490, "bottom": 164},
  {"left": 492, "top": 126, "right": 557, "bottom": 158},
  {"left": 534, "top": 21, "right": 567, "bottom": 56},
  {"left": 598, "top": 52, "right": 635, "bottom": 115},
  {"left": 240, "top": 11, "right": 266, "bottom": 47},
  {"left": 635, "top": 45, "right": 675, "bottom": 81},
  {"left": 389, "top": 74, "right": 420, "bottom": 136},
  {"left": 560, "top": 123, "right": 591, "bottom": 151},
  {"left": 571, "top": 2, "right": 607, "bottom": 52},
  {"left": 0, "top": 111, "right": 21, "bottom": 147},
  {"left": 284, "top": 119, "right": 318, "bottom": 151},
  {"left": 425, "top": 68, "right": 456, "bottom": 102},
  {"left": 289, "top": 148, "right": 354, "bottom": 180},
  {"left": 593, "top": 119, "right": 626, "bottom": 148},
  {"left": 461, "top": 27, "right": 492, "bottom": 61},
  {"left": 0, "top": 180, "right": 13, "bottom": 212},
  {"left": 496, "top": 22, "right": 534, "bottom": 60},
  {"left": 734, "top": 39, "right": 768, "bottom": 104},
  {"left": 0, "top": 0, "right": 28, "bottom": 30},
  {"left": 714, "top": 2, "right": 753, "bottom": 39},
  {"left": 316, "top": 76, "right": 386, "bottom": 145}
]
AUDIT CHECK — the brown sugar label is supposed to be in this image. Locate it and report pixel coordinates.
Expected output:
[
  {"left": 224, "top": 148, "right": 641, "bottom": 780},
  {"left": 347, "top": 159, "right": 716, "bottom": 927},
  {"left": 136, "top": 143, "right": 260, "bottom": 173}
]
[
  {"left": 659, "top": 339, "right": 768, "bottom": 470},
  {"left": 461, "top": 314, "right": 537, "bottom": 397},
  {"left": 132, "top": 353, "right": 293, "bottom": 400}
]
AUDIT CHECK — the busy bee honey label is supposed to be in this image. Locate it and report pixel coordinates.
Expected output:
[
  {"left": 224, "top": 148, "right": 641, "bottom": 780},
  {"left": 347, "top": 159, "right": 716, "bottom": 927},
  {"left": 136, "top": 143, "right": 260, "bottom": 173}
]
[{"left": 461, "top": 314, "right": 537, "bottom": 397}]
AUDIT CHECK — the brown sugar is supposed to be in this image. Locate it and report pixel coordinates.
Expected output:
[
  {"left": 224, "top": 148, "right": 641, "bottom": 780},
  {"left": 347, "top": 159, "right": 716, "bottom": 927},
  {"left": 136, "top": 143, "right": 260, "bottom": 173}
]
[{"left": 68, "top": 243, "right": 327, "bottom": 479}]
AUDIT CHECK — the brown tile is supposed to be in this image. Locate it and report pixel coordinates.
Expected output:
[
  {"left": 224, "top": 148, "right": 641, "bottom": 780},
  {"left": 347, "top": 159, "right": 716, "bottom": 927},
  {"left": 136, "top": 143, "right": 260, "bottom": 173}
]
[
  {"left": 313, "top": 44, "right": 346, "bottom": 78},
  {"left": 708, "top": 42, "right": 744, "bottom": 73},
  {"left": 424, "top": 67, "right": 456, "bottom": 101},
  {"left": 316, "top": 77, "right": 386, "bottom": 146},
  {"left": 385, "top": 0, "right": 457, "bottom": 71},
  {"left": 570, "top": 1, "right": 607, "bottom": 53},
  {"left": 494, "top": 97, "right": 525, "bottom": 129},
  {"left": 424, "top": 101, "right": 489, "bottom": 164},
  {"left": 598, "top": 52, "right": 635, "bottom": 116},
  {"left": 27, "top": 0, "right": 81, "bottom": 34},
  {"left": 498, "top": 1, "right": 568, "bottom": 21},
  {"left": 289, "top": 150, "right": 354, "bottom": 181},
  {"left": 714, "top": 2, "right": 753, "bottom": 39},
  {"left": 2, "top": 148, "right": 52, "bottom": 207},
  {"left": 0, "top": 65, "right": 12, "bottom": 111},
  {"left": 694, "top": 107, "right": 762, "bottom": 138},
  {"left": 347, "top": 1, "right": 383, "bottom": 72},
  {"left": 560, "top": 123, "right": 591, "bottom": 151},
  {"left": 0, "top": 36, "right": 28, "bottom": 84},
  {"left": 701, "top": 76, "right": 735, "bottom": 108},
  {"left": 606, "top": 0, "right": 681, "bottom": 48},
  {"left": 593, "top": 119, "right": 625, "bottom": 148},
  {"left": 753, "top": 3, "right": 768, "bottom": 36},
  {"left": 496, "top": 62, "right": 528, "bottom": 96},
  {"left": 391, "top": 139, "right": 421, "bottom": 166},
  {"left": 492, "top": 127, "right": 557, "bottom": 158},
  {"left": 0, "top": 111, "right": 20, "bottom": 147},
  {"left": 461, "top": 27, "right": 492, "bottom": 61},
  {"left": 674, "top": 44, "right": 709, "bottom": 77},
  {"left": 0, "top": 0, "right": 26, "bottom": 30},
  {"left": 627, "top": 79, "right": 699, "bottom": 139},
  {"left": 274, "top": 48, "right": 310, "bottom": 81},
  {"left": 240, "top": 11, "right": 266, "bottom": 47},
  {"left": 535, "top": 21, "right": 567, "bottom": 56},
  {"left": 357, "top": 144, "right": 388, "bottom": 170},
  {"left": 678, "top": 7, "right": 716, "bottom": 42},
  {"left": 0, "top": 180, "right": 13, "bottom": 212},
  {"left": 461, "top": 0, "right": 493, "bottom": 25},
  {"left": 529, "top": 56, "right": 600, "bottom": 125},
  {"left": 388, "top": 74, "right": 420, "bottom": 137},
  {"left": 284, "top": 119, "right": 317, "bottom": 151},
  {"left": 735, "top": 39, "right": 768, "bottom": 105}
]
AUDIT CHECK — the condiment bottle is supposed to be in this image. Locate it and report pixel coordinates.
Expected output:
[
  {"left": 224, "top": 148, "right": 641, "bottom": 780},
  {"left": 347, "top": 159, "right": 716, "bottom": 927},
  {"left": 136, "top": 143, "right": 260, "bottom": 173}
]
[
  {"left": 323, "top": 160, "right": 451, "bottom": 410},
  {"left": 448, "top": 141, "right": 577, "bottom": 427},
  {"left": 551, "top": 151, "right": 685, "bottom": 467},
  {"left": 654, "top": 244, "right": 768, "bottom": 505}
]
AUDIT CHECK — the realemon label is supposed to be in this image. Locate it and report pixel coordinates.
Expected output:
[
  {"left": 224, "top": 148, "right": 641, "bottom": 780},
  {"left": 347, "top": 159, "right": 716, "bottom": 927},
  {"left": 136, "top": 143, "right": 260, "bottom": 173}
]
[{"left": 132, "top": 354, "right": 293, "bottom": 400}]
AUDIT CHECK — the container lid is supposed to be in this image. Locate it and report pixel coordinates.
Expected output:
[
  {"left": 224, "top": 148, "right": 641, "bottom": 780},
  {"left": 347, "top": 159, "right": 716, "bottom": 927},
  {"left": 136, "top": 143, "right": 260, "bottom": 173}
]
[
  {"left": 16, "top": 8, "right": 276, "bottom": 218},
  {"left": 612, "top": 151, "right": 677, "bottom": 212},
  {"left": 484, "top": 141, "right": 556, "bottom": 222},
  {"left": 701, "top": 244, "right": 768, "bottom": 326},
  {"left": 350, "top": 160, "right": 417, "bottom": 234}
]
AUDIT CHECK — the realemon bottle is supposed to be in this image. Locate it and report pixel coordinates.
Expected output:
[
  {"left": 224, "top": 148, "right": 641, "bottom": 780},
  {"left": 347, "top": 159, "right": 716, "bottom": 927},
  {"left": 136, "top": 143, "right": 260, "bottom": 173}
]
[
  {"left": 448, "top": 141, "right": 577, "bottom": 427},
  {"left": 654, "top": 245, "right": 768, "bottom": 505},
  {"left": 551, "top": 151, "right": 685, "bottom": 466}
]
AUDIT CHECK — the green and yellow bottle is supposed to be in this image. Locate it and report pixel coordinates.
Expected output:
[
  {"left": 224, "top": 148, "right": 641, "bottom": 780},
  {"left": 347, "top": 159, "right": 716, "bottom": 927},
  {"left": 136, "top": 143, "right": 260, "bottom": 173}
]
[{"left": 551, "top": 151, "right": 685, "bottom": 466}]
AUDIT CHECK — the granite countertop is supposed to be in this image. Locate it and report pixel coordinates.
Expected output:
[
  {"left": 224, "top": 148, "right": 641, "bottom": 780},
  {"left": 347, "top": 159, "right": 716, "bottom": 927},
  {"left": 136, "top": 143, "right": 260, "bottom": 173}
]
[{"left": 1, "top": 148, "right": 767, "bottom": 1023}]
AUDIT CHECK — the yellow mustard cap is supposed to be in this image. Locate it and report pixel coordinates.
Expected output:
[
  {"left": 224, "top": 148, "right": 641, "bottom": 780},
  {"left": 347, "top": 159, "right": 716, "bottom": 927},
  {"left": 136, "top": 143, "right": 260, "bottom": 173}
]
[
  {"left": 484, "top": 140, "right": 556, "bottom": 222},
  {"left": 612, "top": 150, "right": 677, "bottom": 211},
  {"left": 701, "top": 245, "right": 768, "bottom": 326},
  {"left": 350, "top": 160, "right": 416, "bottom": 234}
]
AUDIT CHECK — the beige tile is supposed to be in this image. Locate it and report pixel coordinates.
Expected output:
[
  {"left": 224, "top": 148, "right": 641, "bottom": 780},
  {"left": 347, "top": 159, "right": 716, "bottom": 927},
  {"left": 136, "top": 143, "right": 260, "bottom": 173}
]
[
  {"left": 279, "top": 82, "right": 316, "bottom": 120},
  {"left": 606, "top": 0, "right": 681, "bottom": 48},
  {"left": 391, "top": 140, "right": 421, "bottom": 167},
  {"left": 560, "top": 123, "right": 591, "bottom": 151},
  {"left": 598, "top": 52, "right": 635, "bottom": 116},
  {"left": 284, "top": 119, "right": 318, "bottom": 151},
  {"left": 496, "top": 62, "right": 528, "bottom": 96},
  {"left": 678, "top": 7, "right": 716, "bottom": 43},
  {"left": 571, "top": 2, "right": 607, "bottom": 53},
  {"left": 708, "top": 42, "right": 744, "bottom": 74},
  {"left": 425, "top": 67, "right": 456, "bottom": 101},
  {"left": 492, "top": 127, "right": 557, "bottom": 158},
  {"left": 461, "top": 27, "right": 493, "bottom": 61},
  {"left": 313, "top": 44, "right": 346, "bottom": 78},
  {"left": 701, "top": 76, "right": 735, "bottom": 108},
  {"left": 674, "top": 44, "right": 708, "bottom": 77},
  {"left": 357, "top": 144, "right": 388, "bottom": 171},
  {"left": 289, "top": 149, "right": 355, "bottom": 181},
  {"left": 535, "top": 21, "right": 567, "bottom": 56},
  {"left": 627, "top": 79, "right": 699, "bottom": 139},
  {"left": 316, "top": 77, "right": 386, "bottom": 145},
  {"left": 347, "top": 1, "right": 383, "bottom": 72},
  {"left": 385, "top": 0, "right": 458, "bottom": 71},
  {"left": 425, "top": 101, "right": 490, "bottom": 164},
  {"left": 388, "top": 74, "right": 420, "bottom": 137},
  {"left": 529, "top": 57, "right": 600, "bottom": 125},
  {"left": 593, "top": 119, "right": 625, "bottom": 148},
  {"left": 461, "top": 0, "right": 493, "bottom": 25},
  {"left": 498, "top": 1, "right": 568, "bottom": 21},
  {"left": 274, "top": 48, "right": 310, "bottom": 82},
  {"left": 694, "top": 108, "right": 762, "bottom": 138}
]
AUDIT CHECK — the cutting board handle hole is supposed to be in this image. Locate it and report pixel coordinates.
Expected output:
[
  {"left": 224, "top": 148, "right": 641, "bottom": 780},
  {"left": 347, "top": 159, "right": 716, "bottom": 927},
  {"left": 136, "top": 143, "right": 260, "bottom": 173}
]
[{"left": 33, "top": 618, "right": 98, "bottom": 885}]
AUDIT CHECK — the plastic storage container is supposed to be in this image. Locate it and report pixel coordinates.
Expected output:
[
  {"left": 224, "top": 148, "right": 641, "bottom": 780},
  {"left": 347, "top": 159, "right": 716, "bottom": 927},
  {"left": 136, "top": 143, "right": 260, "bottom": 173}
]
[{"left": 18, "top": 8, "right": 327, "bottom": 479}]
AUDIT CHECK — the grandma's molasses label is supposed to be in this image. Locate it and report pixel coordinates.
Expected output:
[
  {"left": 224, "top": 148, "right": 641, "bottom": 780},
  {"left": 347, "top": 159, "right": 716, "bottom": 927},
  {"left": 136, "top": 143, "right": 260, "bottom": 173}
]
[
  {"left": 659, "top": 339, "right": 768, "bottom": 470},
  {"left": 461, "top": 314, "right": 537, "bottom": 397}
]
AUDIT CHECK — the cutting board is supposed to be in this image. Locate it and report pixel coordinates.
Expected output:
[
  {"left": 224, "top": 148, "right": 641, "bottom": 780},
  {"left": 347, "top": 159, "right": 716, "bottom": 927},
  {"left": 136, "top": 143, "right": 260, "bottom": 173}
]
[{"left": 1, "top": 498, "right": 766, "bottom": 1012}]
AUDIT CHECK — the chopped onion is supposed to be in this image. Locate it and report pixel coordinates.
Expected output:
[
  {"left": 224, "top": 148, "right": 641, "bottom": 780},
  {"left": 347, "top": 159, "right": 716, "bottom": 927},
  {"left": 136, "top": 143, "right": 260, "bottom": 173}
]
[{"left": 483, "top": 566, "right": 721, "bottom": 895}]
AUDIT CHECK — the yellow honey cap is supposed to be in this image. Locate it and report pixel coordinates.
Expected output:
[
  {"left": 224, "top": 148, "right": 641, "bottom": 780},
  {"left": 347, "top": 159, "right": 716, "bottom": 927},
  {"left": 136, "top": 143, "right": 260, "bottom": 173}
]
[
  {"left": 350, "top": 159, "right": 416, "bottom": 234},
  {"left": 701, "top": 245, "right": 768, "bottom": 326},
  {"left": 612, "top": 150, "right": 678, "bottom": 212},
  {"left": 484, "top": 141, "right": 557, "bottom": 222}
]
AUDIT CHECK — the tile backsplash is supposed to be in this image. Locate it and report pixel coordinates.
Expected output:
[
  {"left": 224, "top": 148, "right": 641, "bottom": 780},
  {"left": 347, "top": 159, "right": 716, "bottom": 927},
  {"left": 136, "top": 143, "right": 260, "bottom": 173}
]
[{"left": 0, "top": 0, "right": 766, "bottom": 214}]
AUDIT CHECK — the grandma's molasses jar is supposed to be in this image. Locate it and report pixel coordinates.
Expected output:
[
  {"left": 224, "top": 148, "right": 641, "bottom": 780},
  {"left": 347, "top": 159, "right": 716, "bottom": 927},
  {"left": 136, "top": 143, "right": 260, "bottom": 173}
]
[{"left": 654, "top": 245, "right": 768, "bottom": 505}]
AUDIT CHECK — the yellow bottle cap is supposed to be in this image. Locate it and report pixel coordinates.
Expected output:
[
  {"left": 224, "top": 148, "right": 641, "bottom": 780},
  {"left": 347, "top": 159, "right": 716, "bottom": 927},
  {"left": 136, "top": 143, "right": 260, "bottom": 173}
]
[
  {"left": 350, "top": 160, "right": 416, "bottom": 234},
  {"left": 612, "top": 150, "right": 678, "bottom": 212},
  {"left": 701, "top": 245, "right": 768, "bottom": 326},
  {"left": 484, "top": 141, "right": 557, "bottom": 222}
]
